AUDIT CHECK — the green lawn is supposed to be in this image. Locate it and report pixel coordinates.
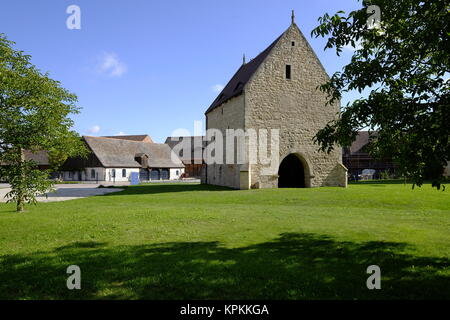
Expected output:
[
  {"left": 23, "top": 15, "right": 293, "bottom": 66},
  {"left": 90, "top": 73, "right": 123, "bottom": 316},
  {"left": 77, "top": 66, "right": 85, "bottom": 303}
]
[{"left": 0, "top": 182, "right": 449, "bottom": 300}]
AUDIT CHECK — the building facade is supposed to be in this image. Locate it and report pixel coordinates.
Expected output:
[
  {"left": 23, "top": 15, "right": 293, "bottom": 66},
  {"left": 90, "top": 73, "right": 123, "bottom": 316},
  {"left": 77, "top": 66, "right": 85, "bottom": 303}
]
[
  {"left": 202, "top": 14, "right": 347, "bottom": 189},
  {"left": 61, "top": 136, "right": 184, "bottom": 182},
  {"left": 165, "top": 136, "right": 205, "bottom": 178},
  {"left": 342, "top": 131, "right": 397, "bottom": 180}
]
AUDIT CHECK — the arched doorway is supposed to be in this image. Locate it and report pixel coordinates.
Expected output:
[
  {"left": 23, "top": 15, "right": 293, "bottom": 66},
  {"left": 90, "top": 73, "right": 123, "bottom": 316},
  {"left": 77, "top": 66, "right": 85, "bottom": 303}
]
[{"left": 278, "top": 154, "right": 305, "bottom": 188}]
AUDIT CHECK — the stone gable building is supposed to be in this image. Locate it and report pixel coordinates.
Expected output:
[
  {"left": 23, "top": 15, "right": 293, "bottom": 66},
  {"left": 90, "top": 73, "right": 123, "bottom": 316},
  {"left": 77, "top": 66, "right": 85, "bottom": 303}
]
[{"left": 202, "top": 13, "right": 347, "bottom": 189}]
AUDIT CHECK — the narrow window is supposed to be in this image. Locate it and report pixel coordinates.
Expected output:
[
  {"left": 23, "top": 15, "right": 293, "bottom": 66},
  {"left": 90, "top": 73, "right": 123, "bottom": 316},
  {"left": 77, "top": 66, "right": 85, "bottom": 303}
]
[
  {"left": 122, "top": 169, "right": 126, "bottom": 178},
  {"left": 111, "top": 169, "right": 116, "bottom": 178},
  {"left": 286, "top": 65, "right": 291, "bottom": 79},
  {"left": 291, "top": 41, "right": 295, "bottom": 46},
  {"left": 91, "top": 169, "right": 95, "bottom": 179}
]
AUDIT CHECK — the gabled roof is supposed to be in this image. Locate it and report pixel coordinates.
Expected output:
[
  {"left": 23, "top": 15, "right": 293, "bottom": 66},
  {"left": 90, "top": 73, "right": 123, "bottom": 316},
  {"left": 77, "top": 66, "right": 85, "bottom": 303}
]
[
  {"left": 1, "top": 150, "right": 50, "bottom": 166},
  {"left": 205, "top": 33, "right": 284, "bottom": 114},
  {"left": 23, "top": 150, "right": 49, "bottom": 166},
  {"left": 83, "top": 136, "right": 184, "bottom": 168},
  {"left": 348, "top": 131, "right": 378, "bottom": 154},
  {"left": 102, "top": 135, "right": 153, "bottom": 143}
]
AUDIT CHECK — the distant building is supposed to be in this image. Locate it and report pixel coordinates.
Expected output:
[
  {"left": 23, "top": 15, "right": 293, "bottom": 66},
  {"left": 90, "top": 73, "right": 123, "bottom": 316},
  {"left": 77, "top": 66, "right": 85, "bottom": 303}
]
[
  {"left": 342, "top": 131, "right": 397, "bottom": 180},
  {"left": 0, "top": 150, "right": 51, "bottom": 181},
  {"left": 60, "top": 136, "right": 184, "bottom": 182},
  {"left": 102, "top": 135, "right": 154, "bottom": 143},
  {"left": 444, "top": 163, "right": 450, "bottom": 177},
  {"left": 22, "top": 150, "right": 51, "bottom": 170},
  {"left": 165, "top": 136, "right": 205, "bottom": 178}
]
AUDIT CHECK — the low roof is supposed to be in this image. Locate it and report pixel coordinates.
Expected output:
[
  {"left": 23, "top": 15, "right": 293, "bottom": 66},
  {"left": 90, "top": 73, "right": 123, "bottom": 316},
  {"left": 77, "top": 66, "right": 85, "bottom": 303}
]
[
  {"left": 348, "top": 131, "right": 377, "bottom": 154},
  {"left": 1, "top": 150, "right": 50, "bottom": 166},
  {"left": 205, "top": 34, "right": 284, "bottom": 114},
  {"left": 165, "top": 136, "right": 205, "bottom": 162},
  {"left": 23, "top": 150, "right": 50, "bottom": 165},
  {"left": 84, "top": 136, "right": 184, "bottom": 168},
  {"left": 102, "top": 135, "right": 154, "bottom": 143}
]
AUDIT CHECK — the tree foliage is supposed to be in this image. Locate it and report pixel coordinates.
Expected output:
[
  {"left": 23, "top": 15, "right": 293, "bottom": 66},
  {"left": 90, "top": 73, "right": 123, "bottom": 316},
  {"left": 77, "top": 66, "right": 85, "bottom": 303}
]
[
  {"left": 311, "top": 0, "right": 449, "bottom": 189},
  {"left": 0, "top": 34, "right": 87, "bottom": 211}
]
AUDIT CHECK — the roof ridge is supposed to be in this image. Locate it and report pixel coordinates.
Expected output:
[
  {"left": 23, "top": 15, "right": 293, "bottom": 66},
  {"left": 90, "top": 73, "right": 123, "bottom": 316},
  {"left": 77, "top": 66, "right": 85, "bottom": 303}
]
[
  {"left": 85, "top": 135, "right": 143, "bottom": 143},
  {"left": 205, "top": 30, "right": 286, "bottom": 114},
  {"left": 82, "top": 136, "right": 184, "bottom": 168}
]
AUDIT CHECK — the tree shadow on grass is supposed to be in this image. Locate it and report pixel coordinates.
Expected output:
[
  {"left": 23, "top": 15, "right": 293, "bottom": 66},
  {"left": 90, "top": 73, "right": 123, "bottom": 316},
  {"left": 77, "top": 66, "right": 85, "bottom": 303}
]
[
  {"left": 105, "top": 183, "right": 234, "bottom": 196},
  {"left": 0, "top": 233, "right": 448, "bottom": 300}
]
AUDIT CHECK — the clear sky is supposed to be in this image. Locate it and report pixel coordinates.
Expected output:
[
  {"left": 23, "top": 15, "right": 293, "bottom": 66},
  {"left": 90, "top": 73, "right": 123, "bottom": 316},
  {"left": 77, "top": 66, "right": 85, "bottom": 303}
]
[{"left": 0, "top": 0, "right": 363, "bottom": 143}]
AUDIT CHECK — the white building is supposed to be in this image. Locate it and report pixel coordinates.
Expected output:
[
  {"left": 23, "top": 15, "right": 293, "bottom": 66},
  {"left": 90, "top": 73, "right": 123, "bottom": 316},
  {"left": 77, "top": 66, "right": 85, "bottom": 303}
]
[{"left": 60, "top": 135, "right": 185, "bottom": 182}]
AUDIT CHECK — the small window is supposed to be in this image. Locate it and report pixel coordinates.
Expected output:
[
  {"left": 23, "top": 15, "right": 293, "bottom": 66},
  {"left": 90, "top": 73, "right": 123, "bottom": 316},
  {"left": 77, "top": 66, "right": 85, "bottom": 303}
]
[
  {"left": 68, "top": 171, "right": 73, "bottom": 179},
  {"left": 176, "top": 170, "right": 179, "bottom": 175},
  {"left": 111, "top": 169, "right": 116, "bottom": 178},
  {"left": 122, "top": 169, "right": 126, "bottom": 178},
  {"left": 291, "top": 41, "right": 295, "bottom": 46},
  {"left": 285, "top": 65, "right": 291, "bottom": 79},
  {"left": 91, "top": 169, "right": 95, "bottom": 179}
]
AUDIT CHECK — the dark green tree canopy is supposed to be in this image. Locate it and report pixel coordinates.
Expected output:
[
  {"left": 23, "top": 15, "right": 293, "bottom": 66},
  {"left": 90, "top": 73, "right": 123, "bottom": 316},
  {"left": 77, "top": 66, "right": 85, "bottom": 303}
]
[
  {"left": 0, "top": 34, "right": 86, "bottom": 211},
  {"left": 312, "top": 0, "right": 449, "bottom": 188}
]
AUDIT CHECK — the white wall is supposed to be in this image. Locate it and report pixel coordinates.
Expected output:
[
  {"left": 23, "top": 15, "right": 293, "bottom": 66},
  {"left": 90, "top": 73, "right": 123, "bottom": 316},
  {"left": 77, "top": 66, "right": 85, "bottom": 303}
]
[
  {"left": 104, "top": 168, "right": 140, "bottom": 182},
  {"left": 170, "top": 168, "right": 184, "bottom": 180},
  {"left": 61, "top": 167, "right": 139, "bottom": 182},
  {"left": 61, "top": 167, "right": 184, "bottom": 182},
  {"left": 83, "top": 167, "right": 105, "bottom": 181}
]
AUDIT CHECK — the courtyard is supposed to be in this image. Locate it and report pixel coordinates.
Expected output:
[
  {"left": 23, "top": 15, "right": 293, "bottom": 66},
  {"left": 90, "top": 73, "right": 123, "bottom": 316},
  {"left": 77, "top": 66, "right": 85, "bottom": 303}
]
[{"left": 0, "top": 182, "right": 448, "bottom": 299}]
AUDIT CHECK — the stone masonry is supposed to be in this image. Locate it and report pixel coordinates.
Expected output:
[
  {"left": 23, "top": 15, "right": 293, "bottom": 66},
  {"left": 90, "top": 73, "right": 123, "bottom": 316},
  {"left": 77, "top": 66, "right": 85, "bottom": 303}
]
[{"left": 202, "top": 18, "right": 347, "bottom": 189}]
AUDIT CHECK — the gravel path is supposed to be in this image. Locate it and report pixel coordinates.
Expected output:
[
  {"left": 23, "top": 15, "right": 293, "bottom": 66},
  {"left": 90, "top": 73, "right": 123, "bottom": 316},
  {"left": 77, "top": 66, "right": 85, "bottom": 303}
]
[{"left": 0, "top": 184, "right": 123, "bottom": 203}]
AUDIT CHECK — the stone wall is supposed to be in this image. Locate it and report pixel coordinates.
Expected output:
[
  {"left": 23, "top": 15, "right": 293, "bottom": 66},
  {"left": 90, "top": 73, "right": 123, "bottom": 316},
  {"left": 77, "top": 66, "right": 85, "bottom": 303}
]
[
  {"left": 203, "top": 94, "right": 246, "bottom": 189},
  {"left": 203, "top": 23, "right": 347, "bottom": 189},
  {"left": 244, "top": 24, "right": 346, "bottom": 188}
]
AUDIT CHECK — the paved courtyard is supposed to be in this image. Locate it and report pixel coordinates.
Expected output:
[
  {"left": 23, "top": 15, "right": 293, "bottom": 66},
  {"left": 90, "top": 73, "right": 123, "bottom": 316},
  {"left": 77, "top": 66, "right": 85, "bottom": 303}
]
[{"left": 0, "top": 184, "right": 123, "bottom": 203}]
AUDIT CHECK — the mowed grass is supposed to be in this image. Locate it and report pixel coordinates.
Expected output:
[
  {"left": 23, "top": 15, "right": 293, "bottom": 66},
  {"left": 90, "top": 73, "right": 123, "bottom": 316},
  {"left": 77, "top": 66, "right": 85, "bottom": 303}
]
[{"left": 0, "top": 182, "right": 449, "bottom": 300}]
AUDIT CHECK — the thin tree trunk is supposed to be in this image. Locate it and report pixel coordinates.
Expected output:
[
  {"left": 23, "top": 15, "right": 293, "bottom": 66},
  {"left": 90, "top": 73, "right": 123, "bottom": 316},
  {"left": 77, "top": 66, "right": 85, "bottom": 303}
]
[
  {"left": 17, "top": 195, "right": 24, "bottom": 212},
  {"left": 16, "top": 147, "right": 25, "bottom": 212}
]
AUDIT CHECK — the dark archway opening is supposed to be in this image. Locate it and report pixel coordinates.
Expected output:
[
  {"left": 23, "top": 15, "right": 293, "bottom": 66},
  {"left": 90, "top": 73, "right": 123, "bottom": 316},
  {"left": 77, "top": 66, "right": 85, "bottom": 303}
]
[{"left": 278, "top": 154, "right": 305, "bottom": 188}]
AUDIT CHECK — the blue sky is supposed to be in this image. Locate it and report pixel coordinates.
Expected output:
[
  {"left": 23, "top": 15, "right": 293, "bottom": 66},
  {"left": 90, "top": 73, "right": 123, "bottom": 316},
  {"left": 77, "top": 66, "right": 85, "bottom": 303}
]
[{"left": 0, "top": 0, "right": 363, "bottom": 142}]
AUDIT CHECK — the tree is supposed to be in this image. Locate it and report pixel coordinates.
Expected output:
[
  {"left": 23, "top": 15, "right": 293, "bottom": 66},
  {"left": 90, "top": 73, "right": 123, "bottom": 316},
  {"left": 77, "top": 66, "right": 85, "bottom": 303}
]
[
  {"left": 0, "top": 34, "right": 87, "bottom": 212},
  {"left": 311, "top": 0, "right": 449, "bottom": 189}
]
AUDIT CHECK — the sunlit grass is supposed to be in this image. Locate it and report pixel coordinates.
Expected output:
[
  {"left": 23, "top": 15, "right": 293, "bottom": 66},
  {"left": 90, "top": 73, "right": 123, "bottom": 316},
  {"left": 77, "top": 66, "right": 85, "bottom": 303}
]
[{"left": 0, "top": 182, "right": 448, "bottom": 299}]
